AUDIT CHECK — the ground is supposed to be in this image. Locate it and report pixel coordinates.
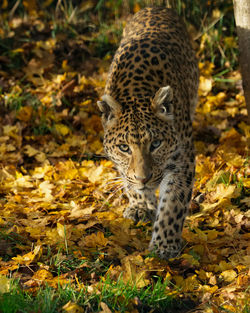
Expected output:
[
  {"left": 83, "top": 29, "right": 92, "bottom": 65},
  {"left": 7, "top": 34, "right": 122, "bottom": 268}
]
[{"left": 0, "top": 1, "right": 249, "bottom": 312}]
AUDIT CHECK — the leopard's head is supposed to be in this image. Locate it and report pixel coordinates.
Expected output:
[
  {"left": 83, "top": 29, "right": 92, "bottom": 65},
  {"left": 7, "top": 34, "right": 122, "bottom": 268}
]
[{"left": 97, "top": 86, "right": 179, "bottom": 191}]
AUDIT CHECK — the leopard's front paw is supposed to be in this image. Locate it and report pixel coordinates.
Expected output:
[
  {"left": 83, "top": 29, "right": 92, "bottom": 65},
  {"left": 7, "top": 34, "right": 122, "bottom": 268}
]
[
  {"left": 123, "top": 207, "right": 156, "bottom": 223},
  {"left": 149, "top": 239, "right": 183, "bottom": 260}
]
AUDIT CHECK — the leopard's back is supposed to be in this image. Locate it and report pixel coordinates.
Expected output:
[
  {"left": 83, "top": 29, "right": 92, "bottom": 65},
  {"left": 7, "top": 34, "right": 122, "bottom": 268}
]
[{"left": 105, "top": 7, "right": 199, "bottom": 123}]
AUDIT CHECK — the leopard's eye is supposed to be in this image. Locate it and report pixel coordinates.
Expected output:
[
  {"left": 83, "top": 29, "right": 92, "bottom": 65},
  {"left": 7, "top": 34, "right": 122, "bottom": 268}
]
[
  {"left": 118, "top": 144, "right": 130, "bottom": 153},
  {"left": 150, "top": 140, "right": 162, "bottom": 151}
]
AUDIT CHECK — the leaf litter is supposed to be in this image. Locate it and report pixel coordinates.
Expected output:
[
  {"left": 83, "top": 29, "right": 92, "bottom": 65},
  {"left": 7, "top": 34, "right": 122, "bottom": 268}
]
[{"left": 0, "top": 2, "right": 249, "bottom": 313}]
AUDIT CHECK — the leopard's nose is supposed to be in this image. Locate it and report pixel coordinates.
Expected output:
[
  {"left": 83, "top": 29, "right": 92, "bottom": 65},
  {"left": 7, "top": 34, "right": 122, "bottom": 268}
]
[{"left": 134, "top": 173, "right": 152, "bottom": 184}]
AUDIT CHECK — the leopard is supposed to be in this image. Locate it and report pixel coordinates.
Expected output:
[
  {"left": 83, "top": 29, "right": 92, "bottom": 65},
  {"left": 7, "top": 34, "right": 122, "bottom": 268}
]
[{"left": 97, "top": 7, "right": 199, "bottom": 259}]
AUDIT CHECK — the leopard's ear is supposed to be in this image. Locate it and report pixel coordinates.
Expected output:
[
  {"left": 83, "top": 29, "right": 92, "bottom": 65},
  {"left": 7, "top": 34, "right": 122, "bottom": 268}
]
[
  {"left": 97, "top": 95, "right": 122, "bottom": 126},
  {"left": 152, "top": 86, "right": 174, "bottom": 122}
]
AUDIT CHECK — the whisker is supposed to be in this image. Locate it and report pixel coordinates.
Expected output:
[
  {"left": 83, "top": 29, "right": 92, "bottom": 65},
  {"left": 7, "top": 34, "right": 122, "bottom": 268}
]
[
  {"left": 100, "top": 177, "right": 124, "bottom": 191},
  {"left": 99, "top": 184, "right": 126, "bottom": 211},
  {"left": 102, "top": 179, "right": 123, "bottom": 188}
]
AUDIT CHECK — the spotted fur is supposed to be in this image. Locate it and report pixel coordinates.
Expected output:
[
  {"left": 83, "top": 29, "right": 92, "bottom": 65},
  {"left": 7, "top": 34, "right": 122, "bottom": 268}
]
[{"left": 97, "top": 7, "right": 199, "bottom": 259}]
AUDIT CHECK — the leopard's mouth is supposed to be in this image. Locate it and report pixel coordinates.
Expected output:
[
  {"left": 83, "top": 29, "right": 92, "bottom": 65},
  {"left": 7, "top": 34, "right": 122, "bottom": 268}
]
[
  {"left": 126, "top": 175, "right": 162, "bottom": 191},
  {"left": 134, "top": 182, "right": 159, "bottom": 192},
  {"left": 137, "top": 186, "right": 148, "bottom": 191}
]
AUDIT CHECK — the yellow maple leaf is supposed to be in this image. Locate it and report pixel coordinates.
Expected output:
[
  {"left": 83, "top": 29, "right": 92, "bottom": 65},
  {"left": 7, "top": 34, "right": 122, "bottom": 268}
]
[
  {"left": 199, "top": 76, "right": 213, "bottom": 97},
  {"left": 191, "top": 245, "right": 205, "bottom": 256},
  {"left": 14, "top": 175, "right": 33, "bottom": 188},
  {"left": 12, "top": 245, "right": 42, "bottom": 265},
  {"left": 3, "top": 125, "right": 20, "bottom": 139},
  {"left": 194, "top": 228, "right": 207, "bottom": 242},
  {"left": 199, "top": 284, "right": 218, "bottom": 294},
  {"left": 199, "top": 61, "right": 214, "bottom": 77},
  {"left": 53, "top": 160, "right": 79, "bottom": 179},
  {"left": 211, "top": 184, "right": 240, "bottom": 202},
  {"left": 180, "top": 254, "right": 200, "bottom": 266},
  {"left": 206, "top": 229, "right": 218, "bottom": 241},
  {"left": 57, "top": 223, "right": 66, "bottom": 239},
  {"left": 215, "top": 260, "right": 233, "bottom": 272},
  {"left": 79, "top": 99, "right": 92, "bottom": 107},
  {"left": 89, "top": 139, "right": 103, "bottom": 154},
  {"left": 238, "top": 121, "right": 250, "bottom": 139},
  {"left": 54, "top": 123, "right": 70, "bottom": 136},
  {"left": 218, "top": 149, "right": 244, "bottom": 168},
  {"left": 61, "top": 60, "right": 71, "bottom": 72},
  {"left": 82, "top": 232, "right": 108, "bottom": 248},
  {"left": 176, "top": 274, "right": 200, "bottom": 293},
  {"left": 35, "top": 151, "right": 46, "bottom": 163},
  {"left": 207, "top": 92, "right": 226, "bottom": 108},
  {"left": 99, "top": 302, "right": 112, "bottom": 313},
  {"left": 45, "top": 228, "right": 62, "bottom": 245},
  {"left": 31, "top": 164, "right": 52, "bottom": 179},
  {"left": 32, "top": 269, "right": 53, "bottom": 281},
  {"left": 88, "top": 165, "right": 104, "bottom": 184},
  {"left": 121, "top": 255, "right": 149, "bottom": 288},
  {"left": 108, "top": 218, "right": 134, "bottom": 246},
  {"left": 196, "top": 269, "right": 207, "bottom": 280},
  {"left": 40, "top": 94, "right": 53, "bottom": 106},
  {"left": 182, "top": 228, "right": 199, "bottom": 243},
  {"left": 63, "top": 301, "right": 84, "bottom": 313},
  {"left": 0, "top": 275, "right": 11, "bottom": 294},
  {"left": 94, "top": 212, "right": 121, "bottom": 222},
  {"left": 173, "top": 275, "right": 183, "bottom": 287},
  {"left": 133, "top": 3, "right": 141, "bottom": 13},
  {"left": 69, "top": 201, "right": 96, "bottom": 219},
  {"left": 222, "top": 304, "right": 237, "bottom": 313},
  {"left": 23, "top": 145, "right": 39, "bottom": 157},
  {"left": 220, "top": 270, "right": 237, "bottom": 283},
  {"left": 16, "top": 106, "right": 33, "bottom": 122},
  {"left": 209, "top": 275, "right": 217, "bottom": 285},
  {"left": 39, "top": 180, "right": 54, "bottom": 201},
  {"left": 224, "top": 36, "right": 237, "bottom": 48},
  {"left": 195, "top": 156, "right": 215, "bottom": 186},
  {"left": 219, "top": 128, "right": 243, "bottom": 147},
  {"left": 23, "top": 145, "right": 46, "bottom": 163}
]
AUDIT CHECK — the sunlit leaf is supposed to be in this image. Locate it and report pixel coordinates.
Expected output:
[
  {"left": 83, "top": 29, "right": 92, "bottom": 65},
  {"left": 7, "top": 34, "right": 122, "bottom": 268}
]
[
  {"left": 99, "top": 302, "right": 112, "bottom": 313},
  {"left": 55, "top": 124, "right": 71, "bottom": 136},
  {"left": 32, "top": 269, "right": 53, "bottom": 281},
  {"left": 0, "top": 275, "right": 11, "bottom": 294},
  {"left": 17, "top": 106, "right": 33, "bottom": 122},
  {"left": 12, "top": 245, "right": 42, "bottom": 265},
  {"left": 80, "top": 232, "right": 108, "bottom": 249},
  {"left": 63, "top": 301, "right": 84, "bottom": 313},
  {"left": 220, "top": 270, "right": 237, "bottom": 283}
]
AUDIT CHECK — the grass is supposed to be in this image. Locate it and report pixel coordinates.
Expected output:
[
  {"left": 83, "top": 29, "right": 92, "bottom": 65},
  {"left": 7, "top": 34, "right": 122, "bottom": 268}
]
[
  {"left": 0, "top": 276, "right": 195, "bottom": 313},
  {"left": 4, "top": 90, "right": 41, "bottom": 111},
  {"left": 2, "top": 241, "right": 191, "bottom": 313},
  {"left": 92, "top": 23, "right": 123, "bottom": 58},
  {"left": 0, "top": 282, "right": 65, "bottom": 313}
]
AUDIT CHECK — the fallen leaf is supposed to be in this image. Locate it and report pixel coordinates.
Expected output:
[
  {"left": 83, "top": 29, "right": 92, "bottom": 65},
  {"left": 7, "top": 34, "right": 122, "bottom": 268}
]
[
  {"left": 0, "top": 275, "right": 11, "bottom": 294},
  {"left": 98, "top": 302, "right": 112, "bottom": 313},
  {"left": 12, "top": 245, "right": 42, "bottom": 265},
  {"left": 220, "top": 270, "right": 237, "bottom": 283},
  {"left": 80, "top": 232, "right": 108, "bottom": 249},
  {"left": 63, "top": 301, "right": 84, "bottom": 313}
]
